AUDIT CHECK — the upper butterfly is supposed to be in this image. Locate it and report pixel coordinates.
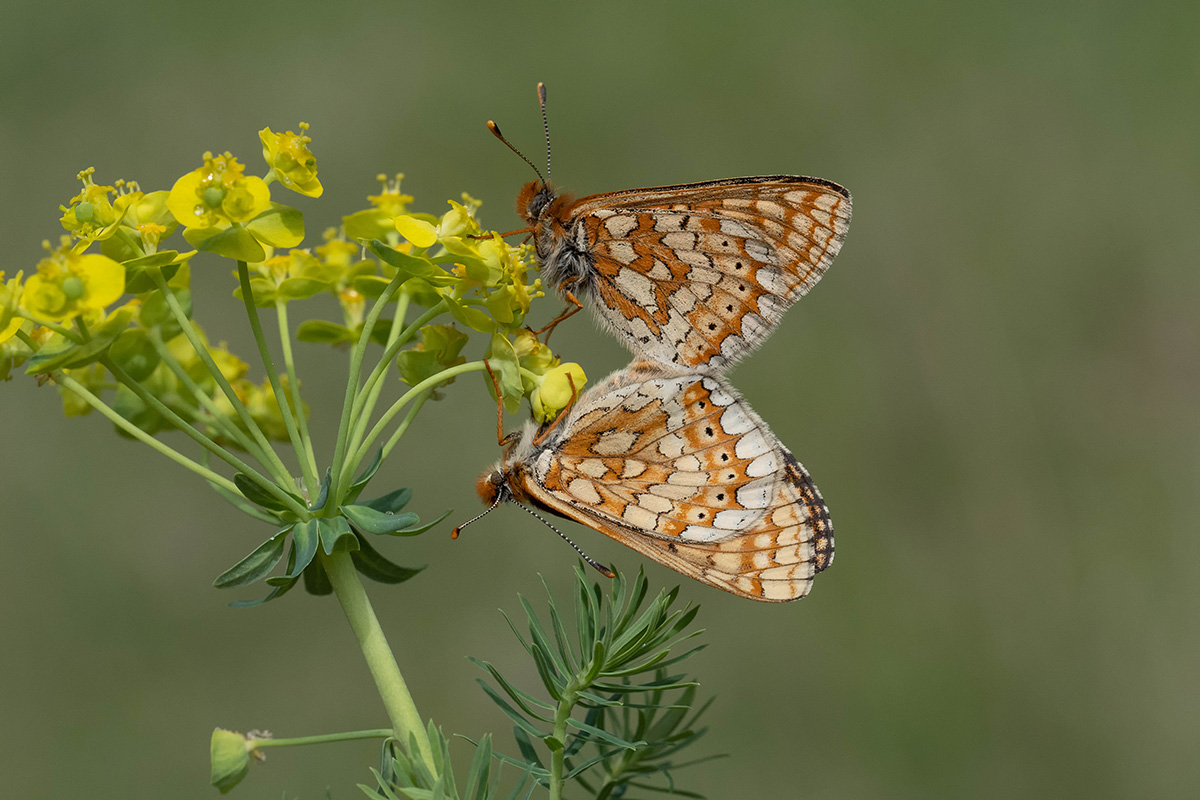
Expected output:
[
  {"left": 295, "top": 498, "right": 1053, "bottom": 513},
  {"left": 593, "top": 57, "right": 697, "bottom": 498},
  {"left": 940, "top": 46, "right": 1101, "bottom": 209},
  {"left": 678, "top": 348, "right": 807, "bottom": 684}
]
[{"left": 491, "top": 83, "right": 853, "bottom": 373}]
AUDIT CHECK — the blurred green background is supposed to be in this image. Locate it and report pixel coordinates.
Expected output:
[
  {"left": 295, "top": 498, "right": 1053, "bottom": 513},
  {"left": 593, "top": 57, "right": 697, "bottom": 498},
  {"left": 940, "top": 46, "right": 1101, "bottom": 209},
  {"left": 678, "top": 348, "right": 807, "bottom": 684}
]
[{"left": 2, "top": 1, "right": 1197, "bottom": 797}]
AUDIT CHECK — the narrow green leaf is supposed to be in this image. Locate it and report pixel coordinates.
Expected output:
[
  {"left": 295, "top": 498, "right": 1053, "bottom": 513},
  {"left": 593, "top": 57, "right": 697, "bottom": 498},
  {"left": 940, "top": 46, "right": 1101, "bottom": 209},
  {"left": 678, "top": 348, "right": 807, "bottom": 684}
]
[
  {"left": 286, "top": 519, "right": 320, "bottom": 578},
  {"left": 520, "top": 596, "right": 570, "bottom": 677},
  {"left": 319, "top": 515, "right": 360, "bottom": 554},
  {"left": 386, "top": 508, "right": 451, "bottom": 536},
  {"left": 233, "top": 473, "right": 300, "bottom": 513},
  {"left": 367, "top": 240, "right": 455, "bottom": 286},
  {"left": 341, "top": 504, "right": 421, "bottom": 535},
  {"left": 303, "top": 559, "right": 333, "bottom": 595},
  {"left": 361, "top": 487, "right": 413, "bottom": 513},
  {"left": 212, "top": 527, "right": 292, "bottom": 588},
  {"left": 564, "top": 716, "right": 643, "bottom": 750},
  {"left": 350, "top": 534, "right": 425, "bottom": 584},
  {"left": 230, "top": 542, "right": 300, "bottom": 607},
  {"left": 462, "top": 732, "right": 491, "bottom": 800},
  {"left": 469, "top": 657, "right": 554, "bottom": 722},
  {"left": 510, "top": 726, "right": 545, "bottom": 770},
  {"left": 206, "top": 480, "right": 282, "bottom": 524},
  {"left": 25, "top": 335, "right": 115, "bottom": 374},
  {"left": 346, "top": 447, "right": 384, "bottom": 504},
  {"left": 475, "top": 680, "right": 549, "bottom": 739},
  {"left": 312, "top": 467, "right": 332, "bottom": 511},
  {"left": 561, "top": 751, "right": 619, "bottom": 781},
  {"left": 529, "top": 646, "right": 565, "bottom": 702}
]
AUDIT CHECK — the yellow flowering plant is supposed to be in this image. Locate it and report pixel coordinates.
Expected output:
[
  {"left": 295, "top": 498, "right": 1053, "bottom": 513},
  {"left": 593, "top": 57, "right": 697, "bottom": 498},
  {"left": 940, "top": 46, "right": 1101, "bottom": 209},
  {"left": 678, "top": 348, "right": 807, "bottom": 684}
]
[{"left": 4, "top": 121, "right": 716, "bottom": 800}]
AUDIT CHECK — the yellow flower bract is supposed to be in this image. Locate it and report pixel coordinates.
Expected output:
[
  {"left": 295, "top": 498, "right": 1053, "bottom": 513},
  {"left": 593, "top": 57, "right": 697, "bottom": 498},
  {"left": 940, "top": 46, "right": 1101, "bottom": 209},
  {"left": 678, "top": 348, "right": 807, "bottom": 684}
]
[
  {"left": 22, "top": 251, "right": 124, "bottom": 323},
  {"left": 167, "top": 152, "right": 271, "bottom": 230}
]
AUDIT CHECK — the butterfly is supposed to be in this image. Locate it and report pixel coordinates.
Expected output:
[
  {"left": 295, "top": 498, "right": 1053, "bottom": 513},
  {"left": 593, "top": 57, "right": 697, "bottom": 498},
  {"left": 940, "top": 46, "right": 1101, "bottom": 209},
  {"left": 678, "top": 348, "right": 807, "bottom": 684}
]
[
  {"left": 489, "top": 83, "right": 852, "bottom": 373},
  {"left": 455, "top": 361, "right": 833, "bottom": 602}
]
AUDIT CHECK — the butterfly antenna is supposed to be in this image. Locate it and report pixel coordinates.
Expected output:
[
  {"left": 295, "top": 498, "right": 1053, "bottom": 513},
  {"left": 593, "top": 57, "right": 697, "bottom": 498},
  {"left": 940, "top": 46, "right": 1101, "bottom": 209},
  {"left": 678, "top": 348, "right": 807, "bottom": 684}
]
[
  {"left": 450, "top": 492, "right": 503, "bottom": 540},
  {"left": 537, "top": 82, "right": 552, "bottom": 183},
  {"left": 513, "top": 502, "right": 616, "bottom": 579},
  {"left": 487, "top": 119, "right": 545, "bottom": 185}
]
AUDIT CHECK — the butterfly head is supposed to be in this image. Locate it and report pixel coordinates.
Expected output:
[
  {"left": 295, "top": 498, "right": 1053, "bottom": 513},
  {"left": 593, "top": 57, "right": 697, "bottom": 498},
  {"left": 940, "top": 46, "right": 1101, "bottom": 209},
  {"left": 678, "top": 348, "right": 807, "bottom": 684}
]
[
  {"left": 517, "top": 180, "right": 557, "bottom": 226},
  {"left": 475, "top": 468, "right": 510, "bottom": 507}
]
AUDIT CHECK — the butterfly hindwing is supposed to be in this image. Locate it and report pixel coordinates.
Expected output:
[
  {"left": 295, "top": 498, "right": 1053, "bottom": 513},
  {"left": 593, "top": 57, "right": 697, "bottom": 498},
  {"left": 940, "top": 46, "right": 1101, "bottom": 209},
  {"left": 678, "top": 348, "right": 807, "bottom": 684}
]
[{"left": 516, "top": 361, "right": 832, "bottom": 602}]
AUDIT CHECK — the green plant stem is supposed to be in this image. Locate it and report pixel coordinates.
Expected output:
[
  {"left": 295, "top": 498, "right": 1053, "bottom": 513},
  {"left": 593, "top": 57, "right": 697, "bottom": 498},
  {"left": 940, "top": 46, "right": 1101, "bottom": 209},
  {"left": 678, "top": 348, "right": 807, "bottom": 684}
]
[
  {"left": 345, "top": 298, "right": 447, "bottom": 462},
  {"left": 327, "top": 270, "right": 407, "bottom": 511},
  {"left": 249, "top": 728, "right": 393, "bottom": 750},
  {"left": 146, "top": 329, "right": 266, "bottom": 461},
  {"left": 146, "top": 266, "right": 293, "bottom": 487},
  {"left": 343, "top": 360, "right": 487, "bottom": 487},
  {"left": 353, "top": 298, "right": 446, "bottom": 420},
  {"left": 319, "top": 551, "right": 436, "bottom": 774},
  {"left": 100, "top": 356, "right": 308, "bottom": 518},
  {"left": 53, "top": 372, "right": 238, "bottom": 494},
  {"left": 380, "top": 390, "right": 429, "bottom": 461},
  {"left": 235, "top": 261, "right": 317, "bottom": 498},
  {"left": 16, "top": 314, "right": 80, "bottom": 342},
  {"left": 275, "top": 300, "right": 319, "bottom": 486},
  {"left": 350, "top": 291, "right": 409, "bottom": 442},
  {"left": 548, "top": 688, "right": 578, "bottom": 800}
]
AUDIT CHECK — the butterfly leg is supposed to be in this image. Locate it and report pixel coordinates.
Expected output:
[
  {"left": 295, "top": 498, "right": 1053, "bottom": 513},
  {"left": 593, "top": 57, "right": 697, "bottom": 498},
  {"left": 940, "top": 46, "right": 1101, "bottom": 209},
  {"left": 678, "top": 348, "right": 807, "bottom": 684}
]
[
  {"left": 531, "top": 285, "right": 584, "bottom": 344},
  {"left": 483, "top": 359, "right": 518, "bottom": 447}
]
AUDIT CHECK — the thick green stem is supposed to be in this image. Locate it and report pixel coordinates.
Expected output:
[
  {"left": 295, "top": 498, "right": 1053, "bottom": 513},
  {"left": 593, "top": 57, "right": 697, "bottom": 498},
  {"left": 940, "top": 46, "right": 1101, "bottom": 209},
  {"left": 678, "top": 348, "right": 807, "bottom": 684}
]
[
  {"left": 548, "top": 688, "right": 578, "bottom": 800},
  {"left": 235, "top": 261, "right": 317, "bottom": 497},
  {"left": 146, "top": 266, "right": 293, "bottom": 486},
  {"left": 275, "top": 300, "right": 319, "bottom": 485},
  {"left": 249, "top": 728, "right": 392, "bottom": 750},
  {"left": 319, "top": 551, "right": 435, "bottom": 774},
  {"left": 55, "top": 373, "right": 238, "bottom": 493}
]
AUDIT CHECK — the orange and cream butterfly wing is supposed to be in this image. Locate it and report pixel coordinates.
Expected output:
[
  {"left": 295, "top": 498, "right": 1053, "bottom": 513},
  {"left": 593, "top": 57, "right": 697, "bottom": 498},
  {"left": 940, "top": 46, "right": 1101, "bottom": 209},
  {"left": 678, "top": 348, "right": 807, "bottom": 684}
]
[
  {"left": 567, "top": 176, "right": 851, "bottom": 372},
  {"left": 517, "top": 361, "right": 833, "bottom": 602}
]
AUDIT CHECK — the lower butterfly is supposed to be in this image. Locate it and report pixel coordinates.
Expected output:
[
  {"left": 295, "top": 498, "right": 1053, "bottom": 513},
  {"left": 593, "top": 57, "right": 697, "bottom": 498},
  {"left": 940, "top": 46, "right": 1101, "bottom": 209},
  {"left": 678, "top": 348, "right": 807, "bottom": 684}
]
[{"left": 455, "top": 361, "right": 833, "bottom": 602}]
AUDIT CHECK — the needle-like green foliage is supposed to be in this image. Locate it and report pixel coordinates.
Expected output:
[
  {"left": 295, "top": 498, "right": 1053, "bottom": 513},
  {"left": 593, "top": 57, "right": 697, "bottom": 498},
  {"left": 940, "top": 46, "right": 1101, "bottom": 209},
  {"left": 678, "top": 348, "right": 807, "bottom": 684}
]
[{"left": 479, "top": 566, "right": 712, "bottom": 798}]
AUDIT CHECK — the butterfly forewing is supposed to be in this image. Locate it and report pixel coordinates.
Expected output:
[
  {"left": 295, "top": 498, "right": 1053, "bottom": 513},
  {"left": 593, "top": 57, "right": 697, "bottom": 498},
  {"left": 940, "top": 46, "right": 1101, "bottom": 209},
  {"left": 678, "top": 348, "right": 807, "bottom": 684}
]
[
  {"left": 515, "top": 361, "right": 832, "bottom": 602},
  {"left": 558, "top": 176, "right": 851, "bottom": 372}
]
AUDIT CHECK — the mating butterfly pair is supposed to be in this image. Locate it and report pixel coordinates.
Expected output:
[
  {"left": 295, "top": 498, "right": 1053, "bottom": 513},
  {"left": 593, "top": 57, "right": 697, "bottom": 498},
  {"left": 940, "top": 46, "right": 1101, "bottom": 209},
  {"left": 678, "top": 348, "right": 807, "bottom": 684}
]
[{"left": 458, "top": 85, "right": 851, "bottom": 602}]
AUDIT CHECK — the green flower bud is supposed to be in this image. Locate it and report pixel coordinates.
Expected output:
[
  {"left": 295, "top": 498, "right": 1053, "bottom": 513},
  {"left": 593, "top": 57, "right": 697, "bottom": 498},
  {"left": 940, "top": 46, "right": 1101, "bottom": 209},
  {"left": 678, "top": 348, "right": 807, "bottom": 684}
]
[
  {"left": 74, "top": 201, "right": 94, "bottom": 222},
  {"left": 209, "top": 729, "right": 251, "bottom": 794}
]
